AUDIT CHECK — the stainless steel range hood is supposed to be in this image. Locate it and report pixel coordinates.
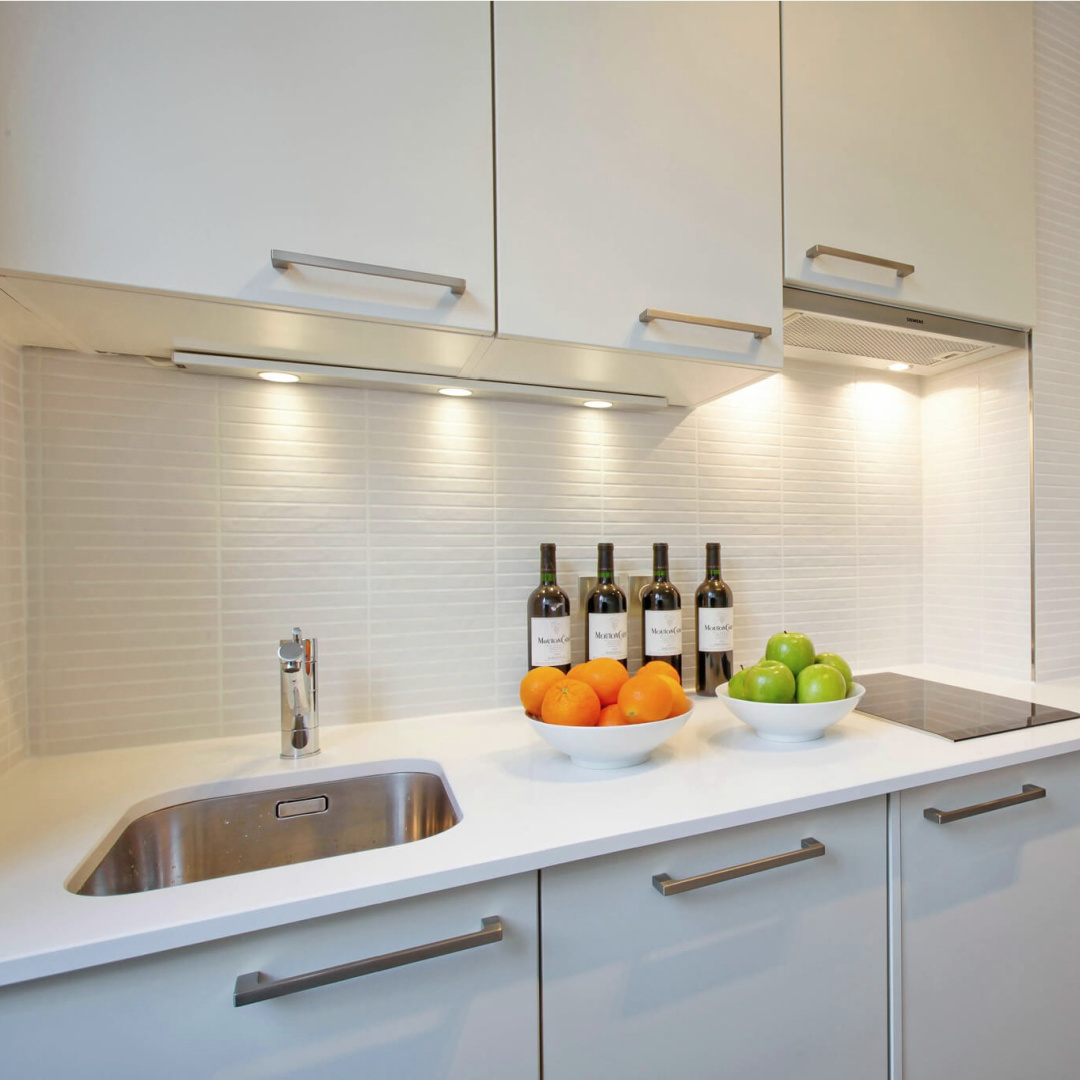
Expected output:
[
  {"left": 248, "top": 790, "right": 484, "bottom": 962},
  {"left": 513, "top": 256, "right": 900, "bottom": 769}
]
[{"left": 782, "top": 286, "right": 1029, "bottom": 375}]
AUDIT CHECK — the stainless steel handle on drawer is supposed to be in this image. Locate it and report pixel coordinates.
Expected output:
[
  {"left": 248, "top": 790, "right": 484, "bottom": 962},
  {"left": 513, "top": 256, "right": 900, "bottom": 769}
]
[
  {"left": 638, "top": 308, "right": 772, "bottom": 340},
  {"left": 923, "top": 784, "right": 1046, "bottom": 825},
  {"left": 233, "top": 915, "right": 503, "bottom": 1006},
  {"left": 271, "top": 249, "right": 467, "bottom": 296},
  {"left": 805, "top": 244, "right": 915, "bottom": 279},
  {"left": 652, "top": 838, "right": 825, "bottom": 897}
]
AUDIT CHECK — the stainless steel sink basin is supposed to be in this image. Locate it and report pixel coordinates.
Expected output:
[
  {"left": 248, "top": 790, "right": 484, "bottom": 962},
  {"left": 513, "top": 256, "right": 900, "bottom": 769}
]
[{"left": 70, "top": 770, "right": 460, "bottom": 896}]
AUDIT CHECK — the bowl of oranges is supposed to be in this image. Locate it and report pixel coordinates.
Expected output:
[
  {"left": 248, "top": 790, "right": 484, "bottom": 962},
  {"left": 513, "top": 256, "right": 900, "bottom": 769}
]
[{"left": 520, "top": 658, "right": 693, "bottom": 769}]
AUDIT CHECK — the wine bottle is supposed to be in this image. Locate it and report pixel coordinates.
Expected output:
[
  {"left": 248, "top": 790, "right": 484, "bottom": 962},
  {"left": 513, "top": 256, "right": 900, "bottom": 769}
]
[
  {"left": 585, "top": 542, "right": 628, "bottom": 666},
  {"left": 695, "top": 542, "right": 734, "bottom": 696},
  {"left": 527, "top": 542, "right": 571, "bottom": 673},
  {"left": 640, "top": 542, "right": 682, "bottom": 678}
]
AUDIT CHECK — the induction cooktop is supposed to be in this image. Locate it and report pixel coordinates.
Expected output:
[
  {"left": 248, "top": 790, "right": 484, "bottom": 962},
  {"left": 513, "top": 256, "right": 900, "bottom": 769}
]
[{"left": 856, "top": 672, "right": 1080, "bottom": 742}]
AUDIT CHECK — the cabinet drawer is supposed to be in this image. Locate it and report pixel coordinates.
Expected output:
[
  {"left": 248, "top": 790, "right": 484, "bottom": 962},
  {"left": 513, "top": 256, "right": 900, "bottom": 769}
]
[
  {"left": 542, "top": 797, "right": 887, "bottom": 1080},
  {"left": 0, "top": 873, "right": 539, "bottom": 1080},
  {"left": 899, "top": 753, "right": 1080, "bottom": 1079}
]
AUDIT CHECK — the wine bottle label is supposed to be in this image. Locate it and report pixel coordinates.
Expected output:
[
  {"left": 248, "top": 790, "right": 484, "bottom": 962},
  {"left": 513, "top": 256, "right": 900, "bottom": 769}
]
[
  {"left": 588, "top": 612, "right": 628, "bottom": 660},
  {"left": 531, "top": 616, "right": 571, "bottom": 666},
  {"left": 698, "top": 607, "right": 734, "bottom": 652},
  {"left": 644, "top": 609, "right": 682, "bottom": 657}
]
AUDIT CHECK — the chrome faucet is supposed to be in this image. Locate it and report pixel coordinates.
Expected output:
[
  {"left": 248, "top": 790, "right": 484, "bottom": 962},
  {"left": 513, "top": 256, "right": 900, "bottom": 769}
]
[{"left": 278, "top": 628, "right": 319, "bottom": 758}]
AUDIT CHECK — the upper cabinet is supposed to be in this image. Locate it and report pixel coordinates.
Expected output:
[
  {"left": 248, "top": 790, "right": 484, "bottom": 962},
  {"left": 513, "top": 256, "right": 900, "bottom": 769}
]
[
  {"left": 0, "top": 2, "right": 495, "bottom": 370},
  {"left": 471, "top": 1, "right": 784, "bottom": 402},
  {"left": 782, "top": 1, "right": 1036, "bottom": 328},
  {"left": 0, "top": 2, "right": 1042, "bottom": 403}
]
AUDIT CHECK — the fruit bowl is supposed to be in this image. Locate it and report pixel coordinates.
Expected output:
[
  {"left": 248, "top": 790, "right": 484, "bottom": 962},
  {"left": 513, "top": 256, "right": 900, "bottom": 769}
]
[
  {"left": 716, "top": 683, "right": 865, "bottom": 743},
  {"left": 525, "top": 709, "right": 692, "bottom": 769}
]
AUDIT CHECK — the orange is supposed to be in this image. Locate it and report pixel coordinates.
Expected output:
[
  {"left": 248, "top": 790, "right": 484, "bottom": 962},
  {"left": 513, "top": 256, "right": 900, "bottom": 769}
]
[
  {"left": 639, "top": 660, "right": 680, "bottom": 681},
  {"left": 542, "top": 679, "right": 602, "bottom": 727},
  {"left": 568, "top": 663, "right": 589, "bottom": 680},
  {"left": 571, "top": 657, "right": 630, "bottom": 707},
  {"left": 598, "top": 703, "right": 629, "bottom": 726},
  {"left": 520, "top": 666, "right": 566, "bottom": 718},
  {"left": 617, "top": 672, "right": 674, "bottom": 724},
  {"left": 659, "top": 674, "right": 691, "bottom": 718}
]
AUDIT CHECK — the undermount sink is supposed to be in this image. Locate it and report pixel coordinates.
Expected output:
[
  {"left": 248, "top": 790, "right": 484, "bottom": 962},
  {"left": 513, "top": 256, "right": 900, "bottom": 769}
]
[{"left": 70, "top": 770, "right": 461, "bottom": 896}]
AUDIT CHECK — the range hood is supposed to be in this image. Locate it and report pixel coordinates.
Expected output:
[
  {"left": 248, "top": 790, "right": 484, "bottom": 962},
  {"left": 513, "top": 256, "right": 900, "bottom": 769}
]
[{"left": 782, "top": 286, "right": 1029, "bottom": 375}]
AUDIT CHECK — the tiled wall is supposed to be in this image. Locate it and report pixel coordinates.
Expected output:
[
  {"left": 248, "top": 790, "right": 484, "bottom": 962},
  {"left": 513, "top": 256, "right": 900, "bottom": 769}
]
[
  {"left": 17, "top": 345, "right": 1030, "bottom": 755},
  {"left": 1033, "top": 1, "right": 1080, "bottom": 681},
  {"left": 0, "top": 342, "right": 27, "bottom": 772},
  {"left": 923, "top": 351, "right": 1032, "bottom": 675}
]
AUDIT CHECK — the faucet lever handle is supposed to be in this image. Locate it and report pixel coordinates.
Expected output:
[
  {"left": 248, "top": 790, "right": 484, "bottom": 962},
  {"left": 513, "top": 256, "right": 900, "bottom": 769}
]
[{"left": 278, "top": 640, "right": 305, "bottom": 670}]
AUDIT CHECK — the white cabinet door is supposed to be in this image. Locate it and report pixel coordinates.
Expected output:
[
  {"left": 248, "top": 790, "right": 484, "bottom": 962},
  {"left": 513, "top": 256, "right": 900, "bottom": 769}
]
[
  {"left": 782, "top": 1, "right": 1036, "bottom": 327},
  {"left": 542, "top": 798, "right": 887, "bottom": 1080},
  {"left": 491, "top": 1, "right": 784, "bottom": 373},
  {"left": 0, "top": 2, "right": 494, "bottom": 334},
  {"left": 0, "top": 874, "right": 539, "bottom": 1080},
  {"left": 899, "top": 755, "right": 1080, "bottom": 1080}
]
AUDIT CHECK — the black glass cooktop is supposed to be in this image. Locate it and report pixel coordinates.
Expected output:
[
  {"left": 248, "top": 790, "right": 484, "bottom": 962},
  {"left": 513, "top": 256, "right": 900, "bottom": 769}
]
[{"left": 856, "top": 672, "right": 1080, "bottom": 742}]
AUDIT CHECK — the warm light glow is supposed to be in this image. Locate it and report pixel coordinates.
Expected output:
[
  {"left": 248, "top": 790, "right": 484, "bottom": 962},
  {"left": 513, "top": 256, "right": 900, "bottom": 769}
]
[
  {"left": 258, "top": 371, "right": 300, "bottom": 383},
  {"left": 888, "top": 362, "right": 912, "bottom": 372},
  {"left": 582, "top": 399, "right": 613, "bottom": 409},
  {"left": 438, "top": 387, "right": 473, "bottom": 397}
]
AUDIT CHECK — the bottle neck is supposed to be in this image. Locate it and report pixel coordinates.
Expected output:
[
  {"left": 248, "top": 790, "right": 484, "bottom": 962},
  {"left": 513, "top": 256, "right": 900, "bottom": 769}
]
[
  {"left": 705, "top": 543, "right": 722, "bottom": 578},
  {"left": 597, "top": 543, "right": 614, "bottom": 584},
  {"left": 539, "top": 543, "right": 557, "bottom": 586},
  {"left": 652, "top": 544, "right": 669, "bottom": 582}
]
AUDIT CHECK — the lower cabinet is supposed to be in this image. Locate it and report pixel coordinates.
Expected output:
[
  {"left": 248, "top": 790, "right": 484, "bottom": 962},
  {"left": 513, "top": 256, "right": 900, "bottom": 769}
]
[
  {"left": 0, "top": 873, "right": 539, "bottom": 1080},
  {"left": 17, "top": 755, "right": 1080, "bottom": 1080},
  {"left": 899, "top": 753, "right": 1080, "bottom": 1080},
  {"left": 540, "top": 797, "right": 888, "bottom": 1080}
]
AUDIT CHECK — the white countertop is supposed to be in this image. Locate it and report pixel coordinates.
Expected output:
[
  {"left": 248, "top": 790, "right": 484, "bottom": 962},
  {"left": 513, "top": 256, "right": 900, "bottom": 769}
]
[{"left": 5, "top": 663, "right": 1080, "bottom": 989}]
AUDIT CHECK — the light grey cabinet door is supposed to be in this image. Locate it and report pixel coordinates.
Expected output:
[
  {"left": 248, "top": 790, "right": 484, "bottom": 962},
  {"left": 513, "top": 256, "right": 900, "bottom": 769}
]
[
  {"left": 0, "top": 2, "right": 495, "bottom": 334},
  {"left": 782, "top": 1, "right": 1036, "bottom": 327},
  {"left": 900, "top": 754, "right": 1080, "bottom": 1080},
  {"left": 0, "top": 873, "right": 539, "bottom": 1080},
  {"left": 488, "top": 1, "right": 784, "bottom": 380},
  {"left": 541, "top": 797, "right": 887, "bottom": 1080}
]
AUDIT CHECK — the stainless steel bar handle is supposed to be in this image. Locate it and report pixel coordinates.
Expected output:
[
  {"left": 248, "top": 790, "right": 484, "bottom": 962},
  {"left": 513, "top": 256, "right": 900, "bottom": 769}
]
[
  {"left": 652, "top": 838, "right": 825, "bottom": 897},
  {"left": 805, "top": 244, "right": 915, "bottom": 279},
  {"left": 271, "top": 249, "right": 467, "bottom": 296},
  {"left": 923, "top": 783, "right": 1046, "bottom": 825},
  {"left": 639, "top": 308, "right": 772, "bottom": 340},
  {"left": 233, "top": 916, "right": 502, "bottom": 1006}
]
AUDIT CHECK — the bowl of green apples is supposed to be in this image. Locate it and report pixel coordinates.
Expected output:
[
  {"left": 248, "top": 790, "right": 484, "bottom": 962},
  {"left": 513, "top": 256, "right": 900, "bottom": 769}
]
[{"left": 716, "top": 632, "right": 864, "bottom": 743}]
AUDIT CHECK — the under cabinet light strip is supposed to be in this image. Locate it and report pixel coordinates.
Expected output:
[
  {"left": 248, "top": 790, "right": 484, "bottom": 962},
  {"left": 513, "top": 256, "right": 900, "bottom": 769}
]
[{"left": 170, "top": 352, "right": 669, "bottom": 411}]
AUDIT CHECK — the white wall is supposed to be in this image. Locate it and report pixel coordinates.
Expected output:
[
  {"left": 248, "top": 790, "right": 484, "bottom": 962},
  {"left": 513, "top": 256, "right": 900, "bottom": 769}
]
[
  {"left": 13, "top": 344, "right": 1028, "bottom": 756},
  {"left": 1033, "top": 1, "right": 1080, "bottom": 681},
  {"left": 0, "top": 342, "right": 27, "bottom": 772}
]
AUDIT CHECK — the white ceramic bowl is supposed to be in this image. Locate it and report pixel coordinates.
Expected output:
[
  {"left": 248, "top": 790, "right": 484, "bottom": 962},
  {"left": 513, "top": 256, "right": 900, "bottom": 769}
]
[
  {"left": 716, "top": 683, "right": 865, "bottom": 742},
  {"left": 526, "top": 709, "right": 692, "bottom": 769}
]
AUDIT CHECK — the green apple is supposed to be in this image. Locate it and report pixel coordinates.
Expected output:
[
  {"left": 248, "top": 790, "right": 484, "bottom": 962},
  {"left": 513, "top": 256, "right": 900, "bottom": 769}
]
[
  {"left": 727, "top": 668, "right": 749, "bottom": 700},
  {"left": 765, "top": 631, "right": 817, "bottom": 677},
  {"left": 814, "top": 652, "right": 853, "bottom": 693},
  {"left": 744, "top": 661, "right": 796, "bottom": 704},
  {"left": 795, "top": 663, "right": 847, "bottom": 703}
]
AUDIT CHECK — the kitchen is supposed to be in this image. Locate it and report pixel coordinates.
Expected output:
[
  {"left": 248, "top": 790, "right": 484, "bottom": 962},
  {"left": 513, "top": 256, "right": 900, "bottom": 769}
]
[{"left": 0, "top": 2, "right": 1077, "bottom": 1078}]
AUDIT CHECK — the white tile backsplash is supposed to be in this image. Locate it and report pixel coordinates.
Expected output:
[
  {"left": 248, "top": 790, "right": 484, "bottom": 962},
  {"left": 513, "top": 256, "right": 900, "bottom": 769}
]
[
  {"left": 0, "top": 342, "right": 27, "bottom": 772},
  {"left": 9, "top": 343, "right": 1028, "bottom": 755},
  {"left": 1034, "top": 1, "right": 1080, "bottom": 681},
  {"left": 923, "top": 351, "right": 1032, "bottom": 681}
]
